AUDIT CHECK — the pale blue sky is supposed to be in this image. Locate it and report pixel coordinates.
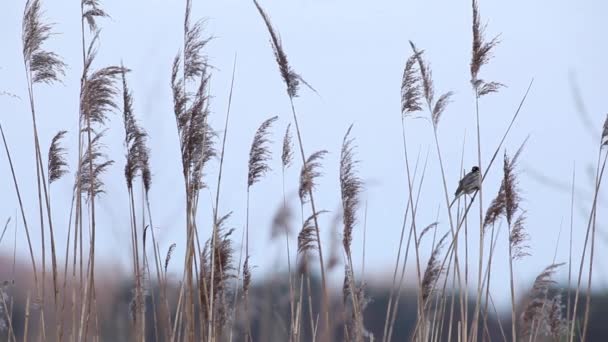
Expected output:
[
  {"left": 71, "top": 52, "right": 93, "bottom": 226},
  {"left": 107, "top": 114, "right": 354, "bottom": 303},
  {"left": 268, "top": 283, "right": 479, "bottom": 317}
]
[{"left": 1, "top": 0, "right": 607, "bottom": 309}]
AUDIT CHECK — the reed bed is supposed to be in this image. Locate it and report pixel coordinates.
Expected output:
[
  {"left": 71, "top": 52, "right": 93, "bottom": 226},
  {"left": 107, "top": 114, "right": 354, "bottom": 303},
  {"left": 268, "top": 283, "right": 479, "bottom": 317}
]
[{"left": 0, "top": 0, "right": 605, "bottom": 341}]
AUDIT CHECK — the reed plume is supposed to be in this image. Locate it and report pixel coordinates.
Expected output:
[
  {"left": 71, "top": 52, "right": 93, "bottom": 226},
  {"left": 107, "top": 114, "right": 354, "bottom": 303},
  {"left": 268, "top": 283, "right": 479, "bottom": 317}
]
[
  {"left": 401, "top": 52, "right": 423, "bottom": 117},
  {"left": 271, "top": 202, "right": 293, "bottom": 240},
  {"left": 248, "top": 116, "right": 278, "bottom": 187},
  {"left": 22, "top": 0, "right": 66, "bottom": 85},
  {"left": 253, "top": 0, "right": 314, "bottom": 98},
  {"left": 164, "top": 243, "right": 177, "bottom": 273},
  {"left": 521, "top": 263, "right": 566, "bottom": 339},
  {"left": 48, "top": 130, "right": 69, "bottom": 184},
  {"left": 340, "top": 124, "right": 362, "bottom": 255},
  {"left": 421, "top": 232, "right": 448, "bottom": 305},
  {"left": 299, "top": 150, "right": 328, "bottom": 203},
  {"left": 121, "top": 68, "right": 151, "bottom": 190},
  {"left": 282, "top": 123, "right": 294, "bottom": 168},
  {"left": 470, "top": 0, "right": 504, "bottom": 96},
  {"left": 408, "top": 41, "right": 453, "bottom": 127},
  {"left": 509, "top": 212, "right": 529, "bottom": 260},
  {"left": 76, "top": 129, "right": 114, "bottom": 198},
  {"left": 297, "top": 211, "right": 328, "bottom": 255},
  {"left": 82, "top": 0, "right": 108, "bottom": 31}
]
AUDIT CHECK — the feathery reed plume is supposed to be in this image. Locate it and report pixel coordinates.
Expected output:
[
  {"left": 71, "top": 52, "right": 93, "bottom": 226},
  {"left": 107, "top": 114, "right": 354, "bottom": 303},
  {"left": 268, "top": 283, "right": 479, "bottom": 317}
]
[
  {"left": 601, "top": 113, "right": 608, "bottom": 147},
  {"left": 432, "top": 92, "right": 455, "bottom": 126},
  {"left": 184, "top": 0, "right": 212, "bottom": 81},
  {"left": 484, "top": 138, "right": 528, "bottom": 228},
  {"left": 401, "top": 52, "right": 423, "bottom": 117},
  {"left": 421, "top": 232, "right": 449, "bottom": 305},
  {"left": 76, "top": 129, "right": 114, "bottom": 198},
  {"left": 408, "top": 41, "right": 434, "bottom": 107},
  {"left": 171, "top": 54, "right": 187, "bottom": 134},
  {"left": 299, "top": 150, "right": 328, "bottom": 203},
  {"left": 408, "top": 41, "right": 453, "bottom": 127},
  {"left": 271, "top": 202, "right": 293, "bottom": 240},
  {"left": 164, "top": 243, "right": 176, "bottom": 273},
  {"left": 417, "top": 222, "right": 439, "bottom": 245},
  {"left": 22, "top": 0, "right": 66, "bottom": 84},
  {"left": 243, "top": 257, "right": 251, "bottom": 297},
  {"left": 188, "top": 72, "right": 217, "bottom": 192},
  {"left": 547, "top": 293, "right": 567, "bottom": 340},
  {"left": 121, "top": 67, "right": 151, "bottom": 190},
  {"left": 81, "top": 65, "right": 128, "bottom": 126},
  {"left": 470, "top": 0, "right": 503, "bottom": 96},
  {"left": 282, "top": 123, "right": 294, "bottom": 168},
  {"left": 340, "top": 124, "right": 362, "bottom": 255},
  {"left": 502, "top": 151, "right": 520, "bottom": 224},
  {"left": 48, "top": 130, "right": 69, "bottom": 184},
  {"left": 297, "top": 210, "right": 328, "bottom": 255},
  {"left": 521, "top": 263, "right": 566, "bottom": 339},
  {"left": 248, "top": 115, "right": 278, "bottom": 187},
  {"left": 82, "top": 0, "right": 108, "bottom": 31},
  {"left": 509, "top": 212, "right": 529, "bottom": 260},
  {"left": 204, "top": 213, "right": 235, "bottom": 332},
  {"left": 253, "top": 0, "right": 316, "bottom": 98}
]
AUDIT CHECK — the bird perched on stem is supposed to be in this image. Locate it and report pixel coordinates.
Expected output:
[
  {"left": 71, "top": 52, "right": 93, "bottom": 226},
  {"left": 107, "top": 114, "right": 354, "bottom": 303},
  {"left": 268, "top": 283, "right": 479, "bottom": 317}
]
[{"left": 450, "top": 166, "right": 481, "bottom": 207}]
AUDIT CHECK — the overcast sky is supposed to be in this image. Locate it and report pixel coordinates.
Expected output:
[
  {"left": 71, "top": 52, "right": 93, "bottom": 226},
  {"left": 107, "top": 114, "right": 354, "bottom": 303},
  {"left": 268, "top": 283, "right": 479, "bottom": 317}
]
[{"left": 1, "top": 0, "right": 607, "bottom": 309}]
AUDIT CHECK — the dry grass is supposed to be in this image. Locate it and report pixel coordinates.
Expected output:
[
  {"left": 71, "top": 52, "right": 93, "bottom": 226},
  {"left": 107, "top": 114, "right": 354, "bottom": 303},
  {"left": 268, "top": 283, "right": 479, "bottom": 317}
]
[{"left": 0, "top": 0, "right": 604, "bottom": 341}]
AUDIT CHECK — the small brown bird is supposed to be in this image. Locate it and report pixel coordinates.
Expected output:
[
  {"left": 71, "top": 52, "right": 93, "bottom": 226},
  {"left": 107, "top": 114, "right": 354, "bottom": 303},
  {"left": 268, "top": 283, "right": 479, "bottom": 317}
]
[{"left": 450, "top": 166, "right": 481, "bottom": 207}]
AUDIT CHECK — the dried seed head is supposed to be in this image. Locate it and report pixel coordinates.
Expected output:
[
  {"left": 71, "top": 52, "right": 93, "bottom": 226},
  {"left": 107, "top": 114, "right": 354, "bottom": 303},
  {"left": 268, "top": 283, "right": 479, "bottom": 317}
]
[
  {"left": 299, "top": 150, "right": 328, "bottom": 203},
  {"left": 340, "top": 125, "right": 362, "bottom": 255},
  {"left": 282, "top": 123, "right": 294, "bottom": 168},
  {"left": 470, "top": 0, "right": 504, "bottom": 96},
  {"left": 248, "top": 116, "right": 278, "bottom": 187},
  {"left": 48, "top": 130, "right": 69, "bottom": 184},
  {"left": 22, "top": 0, "right": 66, "bottom": 85}
]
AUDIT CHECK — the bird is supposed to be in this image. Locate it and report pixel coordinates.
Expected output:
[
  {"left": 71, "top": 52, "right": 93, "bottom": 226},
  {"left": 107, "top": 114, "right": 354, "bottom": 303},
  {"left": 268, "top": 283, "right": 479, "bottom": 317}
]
[{"left": 450, "top": 166, "right": 481, "bottom": 207}]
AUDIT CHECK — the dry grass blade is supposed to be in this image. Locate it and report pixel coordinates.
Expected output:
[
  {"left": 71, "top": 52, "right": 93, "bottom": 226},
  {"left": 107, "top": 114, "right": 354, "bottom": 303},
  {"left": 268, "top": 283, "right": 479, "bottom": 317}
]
[
  {"left": 401, "top": 52, "right": 423, "bottom": 117},
  {"left": 164, "top": 243, "right": 176, "bottom": 273},
  {"left": 432, "top": 91, "right": 454, "bottom": 126},
  {"left": 340, "top": 124, "right": 362, "bottom": 255},
  {"left": 48, "top": 130, "right": 69, "bottom": 184},
  {"left": 248, "top": 115, "right": 278, "bottom": 187},
  {"left": 509, "top": 212, "right": 529, "bottom": 260},
  {"left": 421, "top": 232, "right": 449, "bottom": 305},
  {"left": 253, "top": 0, "right": 314, "bottom": 98},
  {"left": 470, "top": 0, "right": 503, "bottom": 95},
  {"left": 297, "top": 210, "right": 328, "bottom": 255},
  {"left": 22, "top": 0, "right": 66, "bottom": 84},
  {"left": 299, "top": 150, "right": 328, "bottom": 203},
  {"left": 76, "top": 129, "right": 114, "bottom": 198},
  {"left": 82, "top": 0, "right": 109, "bottom": 31},
  {"left": 282, "top": 123, "right": 294, "bottom": 168},
  {"left": 521, "top": 263, "right": 566, "bottom": 339}
]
